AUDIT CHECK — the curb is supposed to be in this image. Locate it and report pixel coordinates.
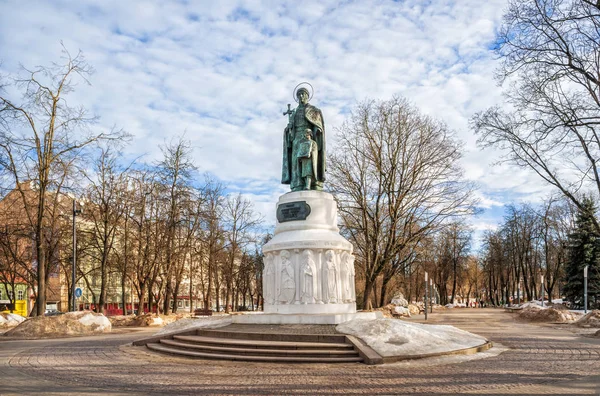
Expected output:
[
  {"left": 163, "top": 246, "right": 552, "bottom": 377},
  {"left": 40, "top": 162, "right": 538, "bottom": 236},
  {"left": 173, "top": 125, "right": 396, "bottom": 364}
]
[{"left": 380, "top": 340, "right": 494, "bottom": 364}]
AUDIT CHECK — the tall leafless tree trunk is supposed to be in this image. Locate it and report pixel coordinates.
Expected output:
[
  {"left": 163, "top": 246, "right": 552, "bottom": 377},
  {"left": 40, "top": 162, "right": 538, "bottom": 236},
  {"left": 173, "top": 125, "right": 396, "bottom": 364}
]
[
  {"left": 0, "top": 48, "right": 125, "bottom": 315},
  {"left": 329, "top": 97, "right": 477, "bottom": 309}
]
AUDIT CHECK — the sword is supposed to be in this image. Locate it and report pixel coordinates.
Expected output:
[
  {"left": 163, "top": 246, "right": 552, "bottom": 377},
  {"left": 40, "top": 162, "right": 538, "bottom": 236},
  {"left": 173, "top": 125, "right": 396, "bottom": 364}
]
[{"left": 283, "top": 103, "right": 293, "bottom": 142}]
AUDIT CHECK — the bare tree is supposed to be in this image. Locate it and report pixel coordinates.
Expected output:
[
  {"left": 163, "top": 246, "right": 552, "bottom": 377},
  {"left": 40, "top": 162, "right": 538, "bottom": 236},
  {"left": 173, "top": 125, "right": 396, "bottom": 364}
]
[
  {"left": 81, "top": 146, "right": 130, "bottom": 314},
  {"left": 0, "top": 48, "right": 126, "bottom": 315},
  {"left": 157, "top": 137, "right": 196, "bottom": 314},
  {"left": 329, "top": 97, "right": 478, "bottom": 309},
  {"left": 442, "top": 223, "right": 472, "bottom": 304},
  {"left": 473, "top": 0, "right": 600, "bottom": 232},
  {"left": 222, "top": 193, "right": 262, "bottom": 313},
  {"left": 200, "top": 177, "right": 225, "bottom": 311}
]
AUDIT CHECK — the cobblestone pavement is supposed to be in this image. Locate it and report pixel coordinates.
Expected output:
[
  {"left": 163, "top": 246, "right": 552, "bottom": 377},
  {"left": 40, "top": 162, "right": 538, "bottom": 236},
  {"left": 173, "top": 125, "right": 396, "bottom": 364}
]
[{"left": 1, "top": 309, "right": 599, "bottom": 395}]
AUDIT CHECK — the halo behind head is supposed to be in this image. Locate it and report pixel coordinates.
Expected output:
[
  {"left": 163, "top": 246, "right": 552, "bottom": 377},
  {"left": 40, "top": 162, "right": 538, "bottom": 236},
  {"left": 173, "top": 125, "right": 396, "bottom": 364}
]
[{"left": 293, "top": 82, "right": 314, "bottom": 103}]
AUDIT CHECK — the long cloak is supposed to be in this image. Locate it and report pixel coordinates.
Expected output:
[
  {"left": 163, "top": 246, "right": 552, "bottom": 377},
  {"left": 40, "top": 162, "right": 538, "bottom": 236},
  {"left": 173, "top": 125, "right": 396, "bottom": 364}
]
[{"left": 282, "top": 103, "right": 326, "bottom": 185}]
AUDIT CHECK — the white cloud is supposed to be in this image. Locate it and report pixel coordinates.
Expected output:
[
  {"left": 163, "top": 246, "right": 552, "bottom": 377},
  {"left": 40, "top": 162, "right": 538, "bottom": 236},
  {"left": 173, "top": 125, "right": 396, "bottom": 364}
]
[{"left": 0, "top": 0, "right": 549, "bottom": 231}]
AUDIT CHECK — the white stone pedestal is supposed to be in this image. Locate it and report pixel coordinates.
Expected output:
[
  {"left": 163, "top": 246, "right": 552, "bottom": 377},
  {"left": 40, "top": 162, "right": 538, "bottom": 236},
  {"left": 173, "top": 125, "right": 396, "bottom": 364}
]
[{"left": 239, "top": 190, "right": 377, "bottom": 324}]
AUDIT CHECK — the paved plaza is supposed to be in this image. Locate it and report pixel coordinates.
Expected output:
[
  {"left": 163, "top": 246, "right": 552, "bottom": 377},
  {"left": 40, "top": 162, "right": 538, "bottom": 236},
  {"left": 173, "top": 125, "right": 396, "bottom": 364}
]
[{"left": 1, "top": 309, "right": 599, "bottom": 395}]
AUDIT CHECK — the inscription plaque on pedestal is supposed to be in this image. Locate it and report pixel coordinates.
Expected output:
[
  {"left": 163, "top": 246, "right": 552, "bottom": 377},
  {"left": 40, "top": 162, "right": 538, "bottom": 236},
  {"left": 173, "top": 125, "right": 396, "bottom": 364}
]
[{"left": 276, "top": 201, "right": 311, "bottom": 223}]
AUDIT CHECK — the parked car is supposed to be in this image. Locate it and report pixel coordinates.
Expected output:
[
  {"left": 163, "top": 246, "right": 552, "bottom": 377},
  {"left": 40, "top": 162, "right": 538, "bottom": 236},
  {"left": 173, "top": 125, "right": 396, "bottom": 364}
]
[{"left": 44, "top": 309, "right": 63, "bottom": 316}]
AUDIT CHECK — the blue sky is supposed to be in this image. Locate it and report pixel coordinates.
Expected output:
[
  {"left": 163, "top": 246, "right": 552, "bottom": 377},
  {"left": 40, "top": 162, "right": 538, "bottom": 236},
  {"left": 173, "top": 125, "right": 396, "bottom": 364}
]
[{"left": 0, "top": 0, "right": 557, "bottom": 248}]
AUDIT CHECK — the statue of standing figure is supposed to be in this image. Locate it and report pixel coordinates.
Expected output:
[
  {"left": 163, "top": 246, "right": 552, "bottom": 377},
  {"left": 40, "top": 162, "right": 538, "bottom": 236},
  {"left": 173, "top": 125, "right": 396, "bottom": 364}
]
[{"left": 282, "top": 84, "right": 326, "bottom": 191}]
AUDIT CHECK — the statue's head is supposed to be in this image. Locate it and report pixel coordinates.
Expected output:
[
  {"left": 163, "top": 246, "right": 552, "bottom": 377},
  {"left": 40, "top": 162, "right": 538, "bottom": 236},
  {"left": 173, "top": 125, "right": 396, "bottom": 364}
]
[
  {"left": 296, "top": 87, "right": 309, "bottom": 105},
  {"left": 325, "top": 250, "right": 335, "bottom": 260}
]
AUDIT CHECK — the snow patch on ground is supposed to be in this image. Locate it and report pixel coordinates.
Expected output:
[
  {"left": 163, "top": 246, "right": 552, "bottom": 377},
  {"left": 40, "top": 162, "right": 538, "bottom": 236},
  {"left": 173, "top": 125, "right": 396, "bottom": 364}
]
[
  {"left": 394, "top": 306, "right": 410, "bottom": 316},
  {"left": 77, "top": 312, "right": 111, "bottom": 331},
  {"left": 336, "top": 318, "right": 487, "bottom": 357},
  {"left": 390, "top": 294, "right": 408, "bottom": 307},
  {"left": 518, "top": 307, "right": 582, "bottom": 323},
  {"left": 4, "top": 311, "right": 111, "bottom": 338},
  {"left": 520, "top": 302, "right": 545, "bottom": 309},
  {"left": 154, "top": 315, "right": 233, "bottom": 336},
  {"left": 110, "top": 313, "right": 193, "bottom": 327},
  {"left": 0, "top": 313, "right": 26, "bottom": 327},
  {"left": 385, "top": 342, "right": 509, "bottom": 368},
  {"left": 574, "top": 310, "right": 600, "bottom": 328}
]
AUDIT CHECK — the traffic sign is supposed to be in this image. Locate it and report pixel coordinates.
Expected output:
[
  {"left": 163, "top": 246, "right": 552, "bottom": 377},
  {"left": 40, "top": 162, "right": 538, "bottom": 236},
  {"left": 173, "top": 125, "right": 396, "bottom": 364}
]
[{"left": 75, "top": 287, "right": 82, "bottom": 298}]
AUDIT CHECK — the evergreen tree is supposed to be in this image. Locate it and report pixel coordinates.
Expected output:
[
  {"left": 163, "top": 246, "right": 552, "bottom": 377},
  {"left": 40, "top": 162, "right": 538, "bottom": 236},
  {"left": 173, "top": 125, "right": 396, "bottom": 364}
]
[{"left": 565, "top": 197, "right": 600, "bottom": 308}]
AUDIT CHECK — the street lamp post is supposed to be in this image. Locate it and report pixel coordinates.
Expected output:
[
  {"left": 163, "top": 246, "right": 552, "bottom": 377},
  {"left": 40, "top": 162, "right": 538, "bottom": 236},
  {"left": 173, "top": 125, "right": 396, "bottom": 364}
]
[
  {"left": 429, "top": 278, "right": 433, "bottom": 313},
  {"left": 541, "top": 274, "right": 544, "bottom": 308},
  {"left": 71, "top": 200, "right": 82, "bottom": 312},
  {"left": 424, "top": 271, "right": 428, "bottom": 320},
  {"left": 584, "top": 265, "right": 588, "bottom": 314}
]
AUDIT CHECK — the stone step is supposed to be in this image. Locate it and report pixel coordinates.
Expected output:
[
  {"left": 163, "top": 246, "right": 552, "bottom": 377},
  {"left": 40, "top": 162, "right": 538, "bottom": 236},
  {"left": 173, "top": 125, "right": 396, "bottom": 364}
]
[
  {"left": 147, "top": 343, "right": 363, "bottom": 363},
  {"left": 159, "top": 338, "right": 358, "bottom": 356},
  {"left": 195, "top": 328, "right": 346, "bottom": 344},
  {"left": 174, "top": 335, "right": 353, "bottom": 350}
]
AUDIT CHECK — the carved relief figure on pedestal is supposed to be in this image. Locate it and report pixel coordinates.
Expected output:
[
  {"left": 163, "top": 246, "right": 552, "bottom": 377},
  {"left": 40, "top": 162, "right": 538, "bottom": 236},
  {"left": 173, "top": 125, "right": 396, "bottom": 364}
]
[
  {"left": 340, "top": 251, "right": 350, "bottom": 303},
  {"left": 300, "top": 250, "right": 316, "bottom": 304},
  {"left": 325, "top": 250, "right": 338, "bottom": 303},
  {"left": 264, "top": 253, "right": 275, "bottom": 305},
  {"left": 349, "top": 254, "right": 356, "bottom": 302},
  {"left": 279, "top": 250, "right": 295, "bottom": 304}
]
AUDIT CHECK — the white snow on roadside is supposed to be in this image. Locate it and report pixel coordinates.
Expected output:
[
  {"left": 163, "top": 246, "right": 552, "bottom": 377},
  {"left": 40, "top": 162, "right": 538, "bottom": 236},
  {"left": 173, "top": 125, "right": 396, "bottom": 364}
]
[
  {"left": 336, "top": 318, "right": 487, "bottom": 357},
  {"left": 520, "top": 302, "right": 546, "bottom": 309},
  {"left": 0, "top": 313, "right": 26, "bottom": 327},
  {"left": 384, "top": 343, "right": 509, "bottom": 368},
  {"left": 77, "top": 312, "right": 111, "bottom": 331},
  {"left": 154, "top": 315, "right": 233, "bottom": 336},
  {"left": 394, "top": 306, "right": 410, "bottom": 316}
]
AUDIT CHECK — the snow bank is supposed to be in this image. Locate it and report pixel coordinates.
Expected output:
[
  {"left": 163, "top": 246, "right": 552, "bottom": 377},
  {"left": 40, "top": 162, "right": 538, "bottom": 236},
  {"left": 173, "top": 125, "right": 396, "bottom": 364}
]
[
  {"left": 390, "top": 294, "right": 408, "bottom": 307},
  {"left": 77, "top": 312, "right": 111, "bottom": 331},
  {"left": 5, "top": 311, "right": 111, "bottom": 338},
  {"left": 0, "top": 313, "right": 26, "bottom": 327},
  {"left": 154, "top": 315, "right": 232, "bottom": 336},
  {"left": 574, "top": 310, "right": 600, "bottom": 328},
  {"left": 109, "top": 313, "right": 190, "bottom": 327},
  {"left": 445, "top": 304, "right": 454, "bottom": 309},
  {"left": 407, "top": 304, "right": 421, "bottom": 315},
  {"left": 518, "top": 307, "right": 582, "bottom": 323},
  {"left": 336, "top": 318, "right": 487, "bottom": 357},
  {"left": 520, "top": 301, "right": 545, "bottom": 309},
  {"left": 394, "top": 306, "right": 410, "bottom": 316}
]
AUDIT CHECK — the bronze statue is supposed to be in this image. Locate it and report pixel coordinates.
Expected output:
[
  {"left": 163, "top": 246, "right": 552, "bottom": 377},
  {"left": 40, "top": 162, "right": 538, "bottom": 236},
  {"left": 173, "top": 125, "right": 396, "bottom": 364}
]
[{"left": 281, "top": 84, "right": 326, "bottom": 191}]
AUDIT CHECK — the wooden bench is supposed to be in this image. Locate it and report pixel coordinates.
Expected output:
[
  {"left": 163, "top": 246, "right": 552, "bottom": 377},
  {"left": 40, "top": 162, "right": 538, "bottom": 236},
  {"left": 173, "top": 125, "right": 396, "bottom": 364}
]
[{"left": 193, "top": 308, "right": 213, "bottom": 317}]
